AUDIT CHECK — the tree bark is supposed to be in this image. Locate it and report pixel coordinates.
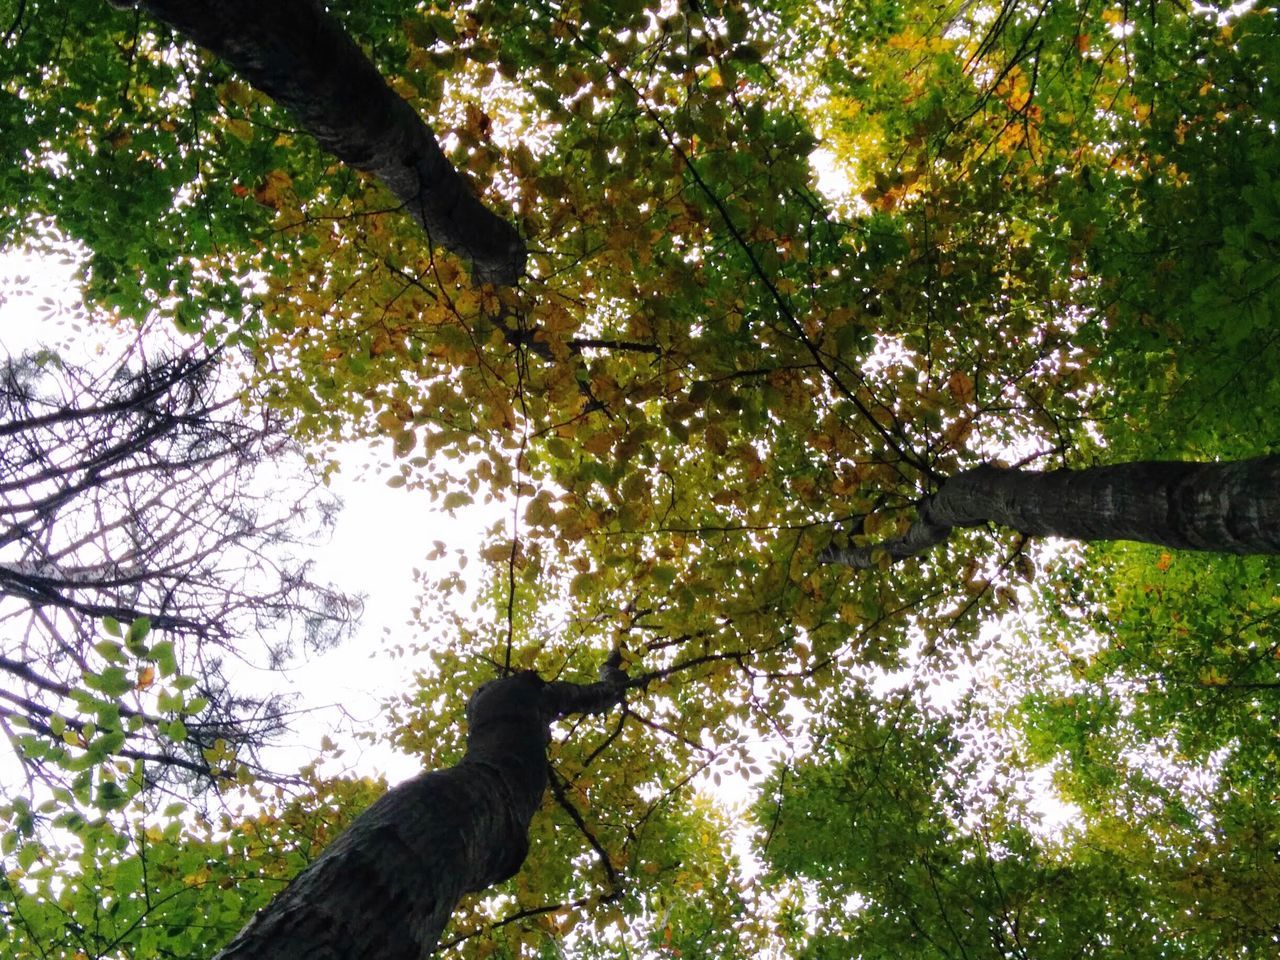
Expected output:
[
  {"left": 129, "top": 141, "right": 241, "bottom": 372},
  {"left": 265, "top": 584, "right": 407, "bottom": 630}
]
[
  {"left": 825, "top": 456, "right": 1280, "bottom": 568},
  {"left": 138, "top": 0, "right": 526, "bottom": 286},
  {"left": 213, "top": 668, "right": 626, "bottom": 960}
]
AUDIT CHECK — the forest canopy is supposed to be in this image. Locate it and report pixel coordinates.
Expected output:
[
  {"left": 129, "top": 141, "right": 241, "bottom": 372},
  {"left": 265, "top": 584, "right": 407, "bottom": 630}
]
[{"left": 2, "top": 0, "right": 1279, "bottom": 957}]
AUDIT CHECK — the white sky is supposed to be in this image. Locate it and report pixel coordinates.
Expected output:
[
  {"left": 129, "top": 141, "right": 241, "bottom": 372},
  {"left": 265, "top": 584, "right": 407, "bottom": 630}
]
[{"left": 268, "top": 467, "right": 489, "bottom": 781}]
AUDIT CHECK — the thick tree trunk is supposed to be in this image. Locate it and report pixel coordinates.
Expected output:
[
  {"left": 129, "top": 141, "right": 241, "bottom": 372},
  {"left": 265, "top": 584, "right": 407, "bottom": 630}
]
[
  {"left": 213, "top": 669, "right": 625, "bottom": 960},
  {"left": 139, "top": 0, "right": 526, "bottom": 286},
  {"left": 826, "top": 456, "right": 1280, "bottom": 568}
]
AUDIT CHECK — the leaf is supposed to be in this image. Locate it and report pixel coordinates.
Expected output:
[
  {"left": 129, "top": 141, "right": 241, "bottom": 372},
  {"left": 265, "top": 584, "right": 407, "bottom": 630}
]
[
  {"left": 17, "top": 842, "right": 40, "bottom": 871},
  {"left": 127, "top": 617, "right": 151, "bottom": 646},
  {"left": 946, "top": 370, "right": 975, "bottom": 406},
  {"left": 94, "top": 640, "right": 126, "bottom": 663},
  {"left": 442, "top": 491, "right": 472, "bottom": 511},
  {"left": 393, "top": 430, "right": 417, "bottom": 457},
  {"left": 115, "top": 858, "right": 144, "bottom": 895},
  {"left": 96, "top": 782, "right": 130, "bottom": 811},
  {"left": 86, "top": 667, "right": 132, "bottom": 697},
  {"left": 149, "top": 641, "right": 179, "bottom": 678},
  {"left": 651, "top": 565, "right": 678, "bottom": 587}
]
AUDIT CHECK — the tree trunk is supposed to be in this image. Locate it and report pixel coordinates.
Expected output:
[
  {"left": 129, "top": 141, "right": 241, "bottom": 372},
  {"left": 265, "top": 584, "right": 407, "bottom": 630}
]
[
  {"left": 139, "top": 0, "right": 526, "bottom": 286},
  {"left": 214, "top": 669, "right": 625, "bottom": 960},
  {"left": 826, "top": 456, "right": 1280, "bottom": 568}
]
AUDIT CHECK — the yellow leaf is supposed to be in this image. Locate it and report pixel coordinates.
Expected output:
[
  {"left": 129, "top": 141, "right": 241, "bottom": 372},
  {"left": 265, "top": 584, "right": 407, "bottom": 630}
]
[
  {"left": 393, "top": 430, "right": 416, "bottom": 457},
  {"left": 217, "top": 79, "right": 251, "bottom": 108},
  {"left": 224, "top": 117, "right": 253, "bottom": 141},
  {"left": 257, "top": 169, "right": 292, "bottom": 207},
  {"left": 947, "top": 370, "right": 975, "bottom": 406},
  {"left": 1198, "top": 667, "right": 1228, "bottom": 687},
  {"left": 136, "top": 665, "right": 156, "bottom": 690}
]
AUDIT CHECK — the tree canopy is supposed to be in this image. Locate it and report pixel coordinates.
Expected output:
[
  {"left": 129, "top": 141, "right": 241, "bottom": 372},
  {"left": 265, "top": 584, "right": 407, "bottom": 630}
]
[{"left": 2, "top": 0, "right": 1279, "bottom": 957}]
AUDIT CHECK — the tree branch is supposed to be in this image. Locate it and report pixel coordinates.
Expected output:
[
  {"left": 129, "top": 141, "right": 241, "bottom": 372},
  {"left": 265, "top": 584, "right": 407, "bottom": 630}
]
[{"left": 823, "top": 457, "right": 1280, "bottom": 568}]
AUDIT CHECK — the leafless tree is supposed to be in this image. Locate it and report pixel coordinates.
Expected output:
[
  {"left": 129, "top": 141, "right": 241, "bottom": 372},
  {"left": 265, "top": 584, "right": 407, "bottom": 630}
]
[{"left": 0, "top": 333, "right": 361, "bottom": 795}]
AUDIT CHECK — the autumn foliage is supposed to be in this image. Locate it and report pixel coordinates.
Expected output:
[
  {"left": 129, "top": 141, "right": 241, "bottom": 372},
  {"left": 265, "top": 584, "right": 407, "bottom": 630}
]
[{"left": 2, "top": 0, "right": 1279, "bottom": 957}]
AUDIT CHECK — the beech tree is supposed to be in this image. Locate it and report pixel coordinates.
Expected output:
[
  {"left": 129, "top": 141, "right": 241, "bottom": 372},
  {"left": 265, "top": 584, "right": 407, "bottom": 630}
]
[
  {"left": 213, "top": 667, "right": 632, "bottom": 960},
  {"left": 2, "top": 0, "right": 1279, "bottom": 957}
]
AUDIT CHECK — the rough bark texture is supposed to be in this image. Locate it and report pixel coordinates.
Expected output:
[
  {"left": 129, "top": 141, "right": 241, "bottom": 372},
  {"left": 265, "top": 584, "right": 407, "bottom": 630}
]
[
  {"left": 140, "top": 0, "right": 526, "bottom": 285},
  {"left": 826, "top": 456, "right": 1280, "bottom": 568},
  {"left": 213, "top": 668, "right": 626, "bottom": 960}
]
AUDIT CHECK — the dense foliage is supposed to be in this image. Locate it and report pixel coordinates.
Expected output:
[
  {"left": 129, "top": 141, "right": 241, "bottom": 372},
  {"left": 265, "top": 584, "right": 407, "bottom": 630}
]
[{"left": 2, "top": 0, "right": 1278, "bottom": 956}]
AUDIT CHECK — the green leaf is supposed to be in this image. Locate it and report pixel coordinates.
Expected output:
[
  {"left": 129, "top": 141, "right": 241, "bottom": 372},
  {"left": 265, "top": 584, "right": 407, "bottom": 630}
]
[
  {"left": 149, "top": 641, "right": 178, "bottom": 678},
  {"left": 18, "top": 841, "right": 40, "bottom": 870},
  {"left": 96, "top": 781, "right": 130, "bottom": 812},
  {"left": 651, "top": 565, "right": 678, "bottom": 587},
  {"left": 127, "top": 617, "right": 152, "bottom": 646},
  {"left": 86, "top": 667, "right": 132, "bottom": 697},
  {"left": 114, "top": 858, "right": 144, "bottom": 896},
  {"left": 94, "top": 640, "right": 126, "bottom": 662}
]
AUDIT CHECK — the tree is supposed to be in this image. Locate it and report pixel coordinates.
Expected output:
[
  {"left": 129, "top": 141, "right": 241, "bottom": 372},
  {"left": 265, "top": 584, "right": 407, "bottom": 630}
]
[
  {"left": 756, "top": 685, "right": 1280, "bottom": 958},
  {"left": 102, "top": 0, "right": 1277, "bottom": 555},
  {"left": 0, "top": 333, "right": 359, "bottom": 796},
  {"left": 2, "top": 0, "right": 1279, "bottom": 957},
  {"left": 214, "top": 668, "right": 628, "bottom": 960}
]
